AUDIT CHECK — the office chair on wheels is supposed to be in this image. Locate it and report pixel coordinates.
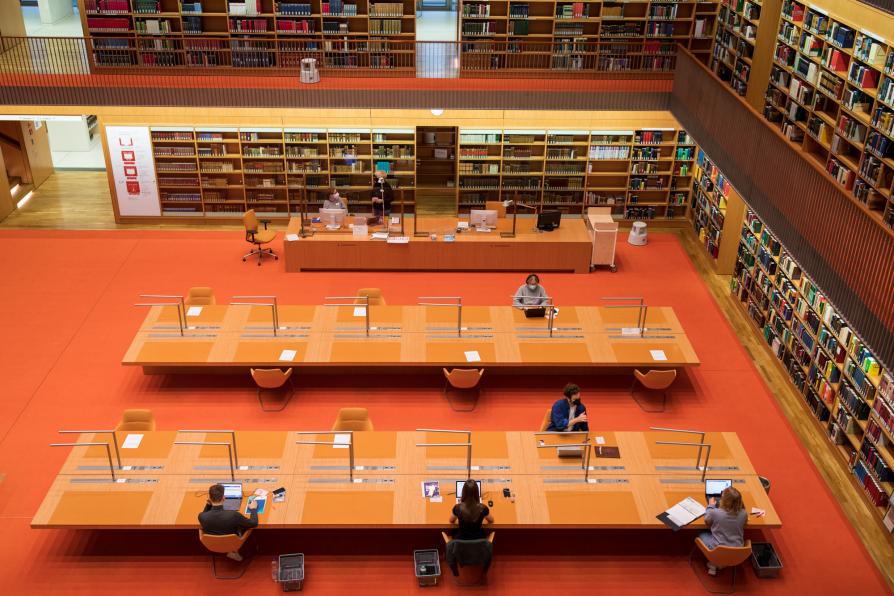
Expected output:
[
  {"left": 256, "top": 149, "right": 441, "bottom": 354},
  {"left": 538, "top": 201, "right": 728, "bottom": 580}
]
[{"left": 243, "top": 209, "right": 278, "bottom": 266}]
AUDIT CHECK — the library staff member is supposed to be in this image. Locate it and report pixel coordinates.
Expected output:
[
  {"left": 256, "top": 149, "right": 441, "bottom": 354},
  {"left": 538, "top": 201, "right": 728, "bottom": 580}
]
[
  {"left": 198, "top": 483, "right": 258, "bottom": 562},
  {"left": 323, "top": 188, "right": 347, "bottom": 210},
  {"left": 372, "top": 170, "right": 393, "bottom": 224},
  {"left": 513, "top": 274, "right": 549, "bottom": 308},
  {"left": 546, "top": 383, "right": 589, "bottom": 432},
  {"left": 700, "top": 486, "right": 747, "bottom": 576}
]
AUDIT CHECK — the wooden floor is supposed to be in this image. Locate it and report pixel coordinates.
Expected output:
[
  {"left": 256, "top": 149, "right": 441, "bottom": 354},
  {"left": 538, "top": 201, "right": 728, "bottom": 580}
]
[{"left": 3, "top": 170, "right": 894, "bottom": 589}]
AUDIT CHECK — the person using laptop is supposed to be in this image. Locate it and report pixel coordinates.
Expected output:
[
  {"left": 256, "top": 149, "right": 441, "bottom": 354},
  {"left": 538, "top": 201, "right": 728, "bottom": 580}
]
[
  {"left": 323, "top": 187, "right": 347, "bottom": 210},
  {"left": 513, "top": 274, "right": 549, "bottom": 309},
  {"left": 448, "top": 479, "right": 493, "bottom": 540},
  {"left": 700, "top": 486, "right": 747, "bottom": 576},
  {"left": 546, "top": 383, "right": 589, "bottom": 432},
  {"left": 198, "top": 483, "right": 259, "bottom": 562}
]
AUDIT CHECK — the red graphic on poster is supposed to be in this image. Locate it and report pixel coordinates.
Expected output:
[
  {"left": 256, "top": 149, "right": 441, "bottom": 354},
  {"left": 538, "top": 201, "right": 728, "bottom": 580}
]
[
  {"left": 121, "top": 150, "right": 135, "bottom": 162},
  {"left": 124, "top": 165, "right": 138, "bottom": 177},
  {"left": 118, "top": 136, "right": 133, "bottom": 147},
  {"left": 126, "top": 181, "right": 141, "bottom": 194}
]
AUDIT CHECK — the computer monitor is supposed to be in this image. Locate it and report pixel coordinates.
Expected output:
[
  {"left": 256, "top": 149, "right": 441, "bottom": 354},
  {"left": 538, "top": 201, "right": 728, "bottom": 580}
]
[
  {"left": 469, "top": 209, "right": 498, "bottom": 228},
  {"left": 536, "top": 210, "right": 562, "bottom": 231},
  {"left": 455, "top": 480, "right": 483, "bottom": 502},
  {"left": 320, "top": 208, "right": 347, "bottom": 227}
]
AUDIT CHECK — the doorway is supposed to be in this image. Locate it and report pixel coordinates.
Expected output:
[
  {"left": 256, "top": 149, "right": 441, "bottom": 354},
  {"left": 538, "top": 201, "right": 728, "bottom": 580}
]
[{"left": 415, "top": 0, "right": 458, "bottom": 77}]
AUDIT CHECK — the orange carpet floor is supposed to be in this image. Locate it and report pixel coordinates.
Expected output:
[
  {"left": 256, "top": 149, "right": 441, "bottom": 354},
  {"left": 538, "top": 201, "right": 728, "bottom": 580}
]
[{"left": 0, "top": 229, "right": 887, "bottom": 595}]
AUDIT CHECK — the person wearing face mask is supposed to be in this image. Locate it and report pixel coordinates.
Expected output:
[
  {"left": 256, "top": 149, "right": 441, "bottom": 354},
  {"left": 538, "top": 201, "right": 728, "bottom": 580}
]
[
  {"left": 546, "top": 383, "right": 589, "bottom": 432},
  {"left": 323, "top": 187, "right": 347, "bottom": 210},
  {"left": 513, "top": 273, "right": 549, "bottom": 308},
  {"left": 372, "top": 170, "right": 393, "bottom": 224}
]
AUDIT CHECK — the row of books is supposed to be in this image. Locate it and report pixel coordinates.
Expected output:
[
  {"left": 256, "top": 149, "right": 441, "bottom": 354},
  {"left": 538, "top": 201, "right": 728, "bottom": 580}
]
[
  {"left": 859, "top": 441, "right": 894, "bottom": 482},
  {"left": 230, "top": 19, "right": 270, "bottom": 33},
  {"left": 322, "top": 1, "right": 358, "bottom": 15},
  {"left": 133, "top": 0, "right": 160, "bottom": 14},
  {"left": 85, "top": 0, "right": 129, "bottom": 13},
  {"left": 278, "top": 3, "right": 313, "bottom": 15},
  {"left": 556, "top": 3, "right": 588, "bottom": 19},
  {"left": 87, "top": 17, "right": 131, "bottom": 32},
  {"left": 462, "top": 3, "right": 490, "bottom": 17},
  {"left": 277, "top": 20, "right": 316, "bottom": 33},
  {"left": 370, "top": 3, "right": 404, "bottom": 17},
  {"left": 369, "top": 19, "right": 402, "bottom": 35}
]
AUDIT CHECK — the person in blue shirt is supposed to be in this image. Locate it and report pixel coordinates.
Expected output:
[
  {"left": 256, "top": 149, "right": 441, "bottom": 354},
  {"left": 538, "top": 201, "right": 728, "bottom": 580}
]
[{"left": 547, "top": 383, "right": 589, "bottom": 432}]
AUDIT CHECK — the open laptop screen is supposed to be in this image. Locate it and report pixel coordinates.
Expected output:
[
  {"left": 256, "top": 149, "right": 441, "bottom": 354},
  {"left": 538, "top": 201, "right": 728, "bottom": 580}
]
[
  {"left": 455, "top": 480, "right": 482, "bottom": 501},
  {"left": 705, "top": 479, "right": 732, "bottom": 497},
  {"left": 222, "top": 483, "right": 243, "bottom": 499}
]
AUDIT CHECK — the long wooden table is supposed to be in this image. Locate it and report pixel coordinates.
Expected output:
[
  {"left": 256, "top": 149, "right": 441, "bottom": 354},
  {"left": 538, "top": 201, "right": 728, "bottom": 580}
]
[
  {"left": 122, "top": 305, "right": 699, "bottom": 371},
  {"left": 283, "top": 216, "right": 593, "bottom": 273},
  {"left": 32, "top": 430, "right": 780, "bottom": 530}
]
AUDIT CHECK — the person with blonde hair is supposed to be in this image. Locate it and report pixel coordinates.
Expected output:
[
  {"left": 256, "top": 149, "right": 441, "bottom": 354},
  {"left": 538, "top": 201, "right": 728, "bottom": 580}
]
[{"left": 700, "top": 486, "right": 747, "bottom": 575}]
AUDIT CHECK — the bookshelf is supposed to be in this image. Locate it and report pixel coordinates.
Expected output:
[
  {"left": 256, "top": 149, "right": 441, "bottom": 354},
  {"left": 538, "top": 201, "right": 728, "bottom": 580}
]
[
  {"left": 732, "top": 207, "right": 894, "bottom": 520},
  {"left": 79, "top": 0, "right": 416, "bottom": 71},
  {"left": 710, "top": 0, "right": 762, "bottom": 96},
  {"left": 689, "top": 146, "right": 748, "bottom": 272},
  {"left": 762, "top": 0, "right": 894, "bottom": 230}
]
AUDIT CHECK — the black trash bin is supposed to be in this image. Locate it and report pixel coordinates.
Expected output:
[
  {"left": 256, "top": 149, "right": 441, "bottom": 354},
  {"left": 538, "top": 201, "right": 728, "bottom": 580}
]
[
  {"left": 414, "top": 549, "right": 441, "bottom": 587},
  {"left": 273, "top": 553, "right": 305, "bottom": 592},
  {"left": 751, "top": 542, "right": 782, "bottom": 578}
]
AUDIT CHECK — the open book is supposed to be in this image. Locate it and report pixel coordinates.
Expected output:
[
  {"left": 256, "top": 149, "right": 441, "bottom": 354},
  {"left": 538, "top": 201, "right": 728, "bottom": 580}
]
[{"left": 657, "top": 497, "right": 706, "bottom": 531}]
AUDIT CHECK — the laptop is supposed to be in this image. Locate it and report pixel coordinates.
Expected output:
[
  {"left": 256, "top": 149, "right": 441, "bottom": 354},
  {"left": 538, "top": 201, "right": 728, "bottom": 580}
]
[
  {"left": 222, "top": 483, "right": 243, "bottom": 511},
  {"left": 524, "top": 307, "right": 547, "bottom": 318},
  {"left": 705, "top": 479, "right": 732, "bottom": 503},
  {"left": 455, "top": 480, "right": 482, "bottom": 504}
]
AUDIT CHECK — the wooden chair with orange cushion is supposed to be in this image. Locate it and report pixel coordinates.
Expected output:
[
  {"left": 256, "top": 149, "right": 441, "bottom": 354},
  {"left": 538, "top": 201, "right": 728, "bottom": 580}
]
[
  {"left": 539, "top": 408, "right": 552, "bottom": 432},
  {"left": 199, "top": 529, "right": 254, "bottom": 579},
  {"left": 354, "top": 288, "right": 386, "bottom": 306},
  {"left": 632, "top": 369, "right": 677, "bottom": 413},
  {"left": 251, "top": 368, "right": 295, "bottom": 412},
  {"left": 185, "top": 287, "right": 216, "bottom": 306},
  {"left": 115, "top": 409, "right": 155, "bottom": 432},
  {"left": 242, "top": 209, "right": 278, "bottom": 266},
  {"left": 690, "top": 537, "right": 753, "bottom": 594},
  {"left": 332, "top": 407, "right": 374, "bottom": 431},
  {"left": 442, "top": 368, "right": 484, "bottom": 412},
  {"left": 441, "top": 531, "right": 495, "bottom": 586},
  {"left": 485, "top": 200, "right": 507, "bottom": 218}
]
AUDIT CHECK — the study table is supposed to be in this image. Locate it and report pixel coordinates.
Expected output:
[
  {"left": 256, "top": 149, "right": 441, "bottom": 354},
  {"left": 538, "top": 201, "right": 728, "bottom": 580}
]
[
  {"left": 282, "top": 217, "right": 593, "bottom": 273},
  {"left": 122, "top": 304, "right": 700, "bottom": 372},
  {"left": 32, "top": 430, "right": 780, "bottom": 530}
]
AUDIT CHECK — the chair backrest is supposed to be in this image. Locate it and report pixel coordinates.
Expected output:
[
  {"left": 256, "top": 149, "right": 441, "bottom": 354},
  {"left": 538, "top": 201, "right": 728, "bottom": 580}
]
[
  {"left": 332, "top": 407, "right": 374, "bottom": 431},
  {"left": 243, "top": 209, "right": 259, "bottom": 232},
  {"left": 443, "top": 533, "right": 495, "bottom": 586},
  {"left": 186, "top": 287, "right": 216, "bottom": 306},
  {"left": 539, "top": 408, "right": 551, "bottom": 432},
  {"left": 355, "top": 288, "right": 386, "bottom": 306},
  {"left": 199, "top": 529, "right": 252, "bottom": 554},
  {"left": 443, "top": 368, "right": 484, "bottom": 389},
  {"left": 485, "top": 201, "right": 506, "bottom": 218},
  {"left": 116, "top": 409, "right": 156, "bottom": 432},
  {"left": 634, "top": 369, "right": 677, "bottom": 390},
  {"left": 696, "top": 538, "right": 753, "bottom": 569},
  {"left": 251, "top": 368, "right": 293, "bottom": 390}
]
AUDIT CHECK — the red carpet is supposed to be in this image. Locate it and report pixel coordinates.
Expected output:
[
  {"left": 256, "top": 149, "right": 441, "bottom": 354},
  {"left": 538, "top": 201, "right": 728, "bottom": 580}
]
[{"left": 0, "top": 229, "right": 887, "bottom": 594}]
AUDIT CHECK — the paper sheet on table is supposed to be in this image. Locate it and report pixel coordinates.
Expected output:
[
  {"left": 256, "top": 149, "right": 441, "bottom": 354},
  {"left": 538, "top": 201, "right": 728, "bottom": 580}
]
[
  {"left": 186, "top": 306, "right": 203, "bottom": 317},
  {"left": 595, "top": 436, "right": 606, "bottom": 445},
  {"left": 121, "top": 434, "right": 144, "bottom": 449},
  {"left": 650, "top": 349, "right": 667, "bottom": 361},
  {"left": 353, "top": 306, "right": 367, "bottom": 317},
  {"left": 621, "top": 327, "right": 641, "bottom": 336},
  {"left": 333, "top": 433, "right": 351, "bottom": 449},
  {"left": 371, "top": 232, "right": 389, "bottom": 240},
  {"left": 279, "top": 349, "right": 298, "bottom": 361},
  {"left": 386, "top": 236, "right": 409, "bottom": 244},
  {"left": 464, "top": 350, "right": 481, "bottom": 362},
  {"left": 286, "top": 233, "right": 300, "bottom": 241},
  {"left": 665, "top": 497, "right": 706, "bottom": 527}
]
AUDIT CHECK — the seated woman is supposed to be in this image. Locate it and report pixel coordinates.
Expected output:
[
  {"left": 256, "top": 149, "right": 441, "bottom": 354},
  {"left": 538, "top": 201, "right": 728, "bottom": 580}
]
[
  {"left": 513, "top": 273, "right": 549, "bottom": 309},
  {"left": 449, "top": 479, "right": 493, "bottom": 540},
  {"left": 323, "top": 187, "right": 347, "bottom": 210},
  {"left": 700, "top": 486, "right": 747, "bottom": 575}
]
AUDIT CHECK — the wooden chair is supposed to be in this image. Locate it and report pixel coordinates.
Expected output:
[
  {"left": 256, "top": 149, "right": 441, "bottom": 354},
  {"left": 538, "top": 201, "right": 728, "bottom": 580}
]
[
  {"left": 539, "top": 408, "right": 552, "bottom": 432},
  {"left": 185, "top": 287, "right": 216, "bottom": 306},
  {"left": 355, "top": 288, "right": 386, "bottom": 306},
  {"left": 243, "top": 209, "right": 277, "bottom": 266},
  {"left": 442, "top": 531, "right": 495, "bottom": 586},
  {"left": 115, "top": 409, "right": 155, "bottom": 432},
  {"left": 251, "top": 368, "right": 295, "bottom": 412},
  {"left": 690, "top": 537, "right": 753, "bottom": 594},
  {"left": 199, "top": 529, "right": 254, "bottom": 579},
  {"left": 442, "top": 368, "right": 484, "bottom": 412},
  {"left": 632, "top": 369, "right": 677, "bottom": 412},
  {"left": 332, "top": 407, "right": 374, "bottom": 431},
  {"left": 485, "top": 200, "right": 506, "bottom": 218}
]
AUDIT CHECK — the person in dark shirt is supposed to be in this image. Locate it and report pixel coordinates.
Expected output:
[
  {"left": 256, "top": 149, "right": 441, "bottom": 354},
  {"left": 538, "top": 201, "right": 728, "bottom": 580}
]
[
  {"left": 372, "top": 170, "right": 393, "bottom": 224},
  {"left": 448, "top": 479, "right": 493, "bottom": 540},
  {"left": 546, "top": 383, "right": 589, "bottom": 432},
  {"left": 198, "top": 483, "right": 258, "bottom": 561}
]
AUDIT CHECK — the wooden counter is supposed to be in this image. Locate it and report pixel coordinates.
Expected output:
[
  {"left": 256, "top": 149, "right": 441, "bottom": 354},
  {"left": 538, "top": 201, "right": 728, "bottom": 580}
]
[{"left": 282, "top": 217, "right": 593, "bottom": 273}]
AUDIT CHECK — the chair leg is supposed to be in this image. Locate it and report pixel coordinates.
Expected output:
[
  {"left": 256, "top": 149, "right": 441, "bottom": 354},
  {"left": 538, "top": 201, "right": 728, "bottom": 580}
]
[
  {"left": 688, "top": 545, "right": 738, "bottom": 594},
  {"left": 257, "top": 382, "right": 295, "bottom": 412},
  {"left": 242, "top": 246, "right": 278, "bottom": 266},
  {"left": 444, "top": 383, "right": 480, "bottom": 412},
  {"left": 631, "top": 383, "right": 667, "bottom": 413},
  {"left": 209, "top": 553, "right": 248, "bottom": 580}
]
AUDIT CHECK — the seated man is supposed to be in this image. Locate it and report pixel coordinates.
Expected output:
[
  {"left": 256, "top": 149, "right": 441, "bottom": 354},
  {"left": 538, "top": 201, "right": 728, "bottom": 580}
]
[
  {"left": 546, "top": 383, "right": 589, "bottom": 432},
  {"left": 513, "top": 273, "right": 549, "bottom": 309},
  {"left": 198, "top": 483, "right": 258, "bottom": 562}
]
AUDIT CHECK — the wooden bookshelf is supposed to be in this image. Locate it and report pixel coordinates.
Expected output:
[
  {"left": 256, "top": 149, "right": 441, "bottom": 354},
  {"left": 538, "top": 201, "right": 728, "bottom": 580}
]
[
  {"left": 688, "top": 146, "right": 747, "bottom": 272},
  {"left": 710, "top": 0, "right": 762, "bottom": 96},
  {"left": 79, "top": 0, "right": 416, "bottom": 71},
  {"left": 761, "top": 0, "right": 894, "bottom": 229},
  {"left": 732, "top": 207, "right": 894, "bottom": 520}
]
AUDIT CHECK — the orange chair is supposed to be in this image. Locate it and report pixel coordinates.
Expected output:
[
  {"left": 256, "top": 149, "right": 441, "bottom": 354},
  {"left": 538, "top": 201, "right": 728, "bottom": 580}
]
[
  {"left": 251, "top": 368, "right": 295, "bottom": 412},
  {"left": 632, "top": 369, "right": 677, "bottom": 412},
  {"left": 243, "top": 209, "right": 278, "bottom": 266},
  {"left": 539, "top": 408, "right": 552, "bottom": 432},
  {"left": 332, "top": 407, "right": 374, "bottom": 431},
  {"left": 185, "top": 287, "right": 216, "bottom": 306},
  {"left": 441, "top": 531, "right": 495, "bottom": 586},
  {"left": 115, "top": 409, "right": 155, "bottom": 432},
  {"left": 442, "top": 368, "right": 484, "bottom": 412},
  {"left": 199, "top": 529, "right": 255, "bottom": 579},
  {"left": 690, "top": 537, "right": 753, "bottom": 594},
  {"left": 354, "top": 288, "right": 386, "bottom": 306},
  {"left": 485, "top": 200, "right": 507, "bottom": 218}
]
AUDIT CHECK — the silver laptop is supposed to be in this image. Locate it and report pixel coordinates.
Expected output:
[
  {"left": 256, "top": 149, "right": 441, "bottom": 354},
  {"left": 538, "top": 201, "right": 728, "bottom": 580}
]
[
  {"left": 705, "top": 479, "right": 732, "bottom": 503},
  {"left": 455, "top": 480, "right": 482, "bottom": 504},
  {"left": 222, "top": 483, "right": 243, "bottom": 511}
]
